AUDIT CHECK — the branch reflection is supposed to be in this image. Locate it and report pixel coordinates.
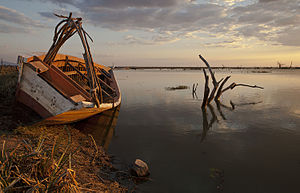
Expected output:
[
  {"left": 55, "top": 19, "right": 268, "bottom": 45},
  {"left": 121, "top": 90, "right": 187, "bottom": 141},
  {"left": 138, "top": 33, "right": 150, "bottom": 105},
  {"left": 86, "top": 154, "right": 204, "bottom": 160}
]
[{"left": 199, "top": 100, "right": 262, "bottom": 142}]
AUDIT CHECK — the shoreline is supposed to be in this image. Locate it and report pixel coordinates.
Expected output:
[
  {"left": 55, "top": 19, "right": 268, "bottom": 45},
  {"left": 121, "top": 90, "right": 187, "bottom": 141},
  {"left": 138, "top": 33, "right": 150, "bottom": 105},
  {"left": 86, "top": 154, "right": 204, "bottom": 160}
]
[{"left": 114, "top": 66, "right": 300, "bottom": 70}]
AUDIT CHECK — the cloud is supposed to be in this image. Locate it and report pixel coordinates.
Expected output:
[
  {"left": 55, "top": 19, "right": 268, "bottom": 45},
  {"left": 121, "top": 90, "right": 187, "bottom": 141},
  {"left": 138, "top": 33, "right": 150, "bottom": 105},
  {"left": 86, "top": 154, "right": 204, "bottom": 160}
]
[
  {"left": 0, "top": 22, "right": 29, "bottom": 33},
  {"left": 230, "top": 0, "right": 300, "bottom": 46},
  {"left": 259, "top": 0, "right": 279, "bottom": 2},
  {"left": 0, "top": 5, "right": 46, "bottom": 34},
  {"left": 0, "top": 6, "right": 43, "bottom": 27},
  {"left": 120, "top": 33, "right": 180, "bottom": 45},
  {"left": 39, "top": 0, "right": 192, "bottom": 8},
  {"left": 38, "top": 11, "right": 56, "bottom": 19},
  {"left": 38, "top": 10, "right": 82, "bottom": 20},
  {"left": 25, "top": 0, "right": 300, "bottom": 47}
]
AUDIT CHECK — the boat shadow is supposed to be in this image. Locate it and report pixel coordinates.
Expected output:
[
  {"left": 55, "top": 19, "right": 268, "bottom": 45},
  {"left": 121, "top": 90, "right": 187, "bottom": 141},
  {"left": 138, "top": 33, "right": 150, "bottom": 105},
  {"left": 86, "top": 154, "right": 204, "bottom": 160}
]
[{"left": 75, "top": 106, "right": 121, "bottom": 150}]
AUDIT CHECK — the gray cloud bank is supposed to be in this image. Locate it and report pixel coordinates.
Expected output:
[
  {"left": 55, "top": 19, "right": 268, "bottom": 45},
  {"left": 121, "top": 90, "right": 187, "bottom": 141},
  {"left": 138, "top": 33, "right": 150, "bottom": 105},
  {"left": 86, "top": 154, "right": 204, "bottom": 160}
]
[
  {"left": 0, "top": 5, "right": 44, "bottom": 33},
  {"left": 2, "top": 0, "right": 300, "bottom": 47}
]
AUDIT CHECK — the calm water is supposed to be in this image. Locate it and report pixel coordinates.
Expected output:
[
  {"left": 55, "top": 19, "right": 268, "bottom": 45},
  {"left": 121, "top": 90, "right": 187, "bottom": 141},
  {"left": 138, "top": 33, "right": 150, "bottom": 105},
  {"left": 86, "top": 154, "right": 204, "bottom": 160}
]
[{"left": 98, "top": 70, "right": 300, "bottom": 193}]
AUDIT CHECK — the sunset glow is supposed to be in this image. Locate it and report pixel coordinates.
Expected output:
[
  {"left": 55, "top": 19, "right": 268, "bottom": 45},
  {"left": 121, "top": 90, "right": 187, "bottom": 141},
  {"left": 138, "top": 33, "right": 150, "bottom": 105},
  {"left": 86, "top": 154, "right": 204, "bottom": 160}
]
[{"left": 0, "top": 0, "right": 299, "bottom": 67}]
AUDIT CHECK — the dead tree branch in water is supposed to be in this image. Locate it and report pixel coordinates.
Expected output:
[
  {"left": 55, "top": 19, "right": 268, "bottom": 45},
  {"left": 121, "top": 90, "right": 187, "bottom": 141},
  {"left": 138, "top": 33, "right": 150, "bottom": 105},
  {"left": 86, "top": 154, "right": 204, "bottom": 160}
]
[
  {"left": 199, "top": 55, "right": 220, "bottom": 105},
  {"left": 215, "top": 76, "right": 231, "bottom": 102},
  {"left": 222, "top": 83, "right": 264, "bottom": 93},
  {"left": 201, "top": 69, "right": 210, "bottom": 108},
  {"left": 198, "top": 54, "right": 264, "bottom": 107}
]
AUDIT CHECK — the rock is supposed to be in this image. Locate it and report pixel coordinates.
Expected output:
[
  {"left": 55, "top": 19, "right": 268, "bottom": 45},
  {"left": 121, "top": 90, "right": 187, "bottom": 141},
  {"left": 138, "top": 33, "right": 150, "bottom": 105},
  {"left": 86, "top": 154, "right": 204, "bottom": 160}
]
[{"left": 130, "top": 159, "right": 149, "bottom": 177}]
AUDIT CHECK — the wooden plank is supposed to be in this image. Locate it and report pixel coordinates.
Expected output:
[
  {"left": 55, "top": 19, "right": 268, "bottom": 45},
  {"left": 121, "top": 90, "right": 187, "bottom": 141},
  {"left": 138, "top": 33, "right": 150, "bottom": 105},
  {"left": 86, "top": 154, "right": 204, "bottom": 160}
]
[
  {"left": 19, "top": 64, "right": 79, "bottom": 116},
  {"left": 64, "top": 70, "right": 87, "bottom": 76},
  {"left": 27, "top": 54, "right": 111, "bottom": 73},
  {"left": 37, "top": 107, "right": 111, "bottom": 125},
  {"left": 39, "top": 64, "right": 91, "bottom": 101},
  {"left": 70, "top": 94, "right": 86, "bottom": 103}
]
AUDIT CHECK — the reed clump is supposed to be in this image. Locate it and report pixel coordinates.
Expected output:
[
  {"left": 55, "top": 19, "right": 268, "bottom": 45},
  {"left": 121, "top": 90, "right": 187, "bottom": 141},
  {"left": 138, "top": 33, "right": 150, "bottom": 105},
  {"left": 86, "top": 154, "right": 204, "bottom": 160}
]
[
  {"left": 165, "top": 85, "right": 189, "bottom": 91},
  {"left": 0, "top": 125, "right": 127, "bottom": 192}
]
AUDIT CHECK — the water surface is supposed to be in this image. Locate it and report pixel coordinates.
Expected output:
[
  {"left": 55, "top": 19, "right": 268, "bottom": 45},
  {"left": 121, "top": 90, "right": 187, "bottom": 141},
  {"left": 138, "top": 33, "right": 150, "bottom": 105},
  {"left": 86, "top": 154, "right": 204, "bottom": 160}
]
[{"left": 103, "top": 69, "right": 300, "bottom": 193}]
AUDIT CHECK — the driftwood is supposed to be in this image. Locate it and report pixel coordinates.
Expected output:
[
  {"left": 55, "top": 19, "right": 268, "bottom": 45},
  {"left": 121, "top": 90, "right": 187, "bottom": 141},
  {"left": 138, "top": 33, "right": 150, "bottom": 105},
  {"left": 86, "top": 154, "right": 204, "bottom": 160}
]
[{"left": 199, "top": 54, "right": 264, "bottom": 108}]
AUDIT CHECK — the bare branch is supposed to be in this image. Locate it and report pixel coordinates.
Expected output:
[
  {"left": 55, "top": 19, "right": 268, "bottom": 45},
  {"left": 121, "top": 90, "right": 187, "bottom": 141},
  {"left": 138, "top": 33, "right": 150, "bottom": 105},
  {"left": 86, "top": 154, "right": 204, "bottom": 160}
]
[
  {"left": 199, "top": 55, "right": 218, "bottom": 87},
  {"left": 222, "top": 83, "right": 263, "bottom": 93},
  {"left": 214, "top": 76, "right": 231, "bottom": 101},
  {"left": 201, "top": 69, "right": 210, "bottom": 109}
]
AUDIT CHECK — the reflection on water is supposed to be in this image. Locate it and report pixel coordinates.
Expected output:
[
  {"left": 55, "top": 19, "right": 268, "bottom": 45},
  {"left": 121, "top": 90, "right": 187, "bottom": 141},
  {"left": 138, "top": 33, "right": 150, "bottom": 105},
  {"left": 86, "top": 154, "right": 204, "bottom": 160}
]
[
  {"left": 89, "top": 70, "right": 300, "bottom": 193},
  {"left": 200, "top": 100, "right": 265, "bottom": 142},
  {"left": 77, "top": 106, "right": 120, "bottom": 150}
]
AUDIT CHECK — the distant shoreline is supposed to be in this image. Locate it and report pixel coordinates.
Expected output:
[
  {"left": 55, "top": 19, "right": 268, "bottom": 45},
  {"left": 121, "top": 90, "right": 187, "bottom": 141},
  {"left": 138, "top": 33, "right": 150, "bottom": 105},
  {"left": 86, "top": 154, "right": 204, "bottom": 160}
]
[
  {"left": 2, "top": 63, "right": 299, "bottom": 70},
  {"left": 114, "top": 66, "right": 300, "bottom": 70}
]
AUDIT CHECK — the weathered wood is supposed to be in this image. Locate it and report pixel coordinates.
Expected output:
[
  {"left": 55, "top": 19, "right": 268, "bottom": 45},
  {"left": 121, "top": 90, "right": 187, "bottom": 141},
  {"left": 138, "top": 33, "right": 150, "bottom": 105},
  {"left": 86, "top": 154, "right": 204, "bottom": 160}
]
[
  {"left": 214, "top": 76, "right": 231, "bottom": 101},
  {"left": 18, "top": 64, "right": 79, "bottom": 117},
  {"left": 16, "top": 13, "right": 122, "bottom": 123},
  {"left": 201, "top": 69, "right": 210, "bottom": 108},
  {"left": 96, "top": 67, "right": 113, "bottom": 82},
  {"left": 37, "top": 107, "right": 110, "bottom": 125},
  {"left": 97, "top": 77, "right": 116, "bottom": 93},
  {"left": 207, "top": 78, "right": 223, "bottom": 104},
  {"left": 199, "top": 55, "right": 217, "bottom": 86},
  {"left": 199, "top": 55, "right": 221, "bottom": 105},
  {"left": 222, "top": 83, "right": 264, "bottom": 93},
  {"left": 65, "top": 61, "right": 89, "bottom": 80},
  {"left": 43, "top": 13, "right": 102, "bottom": 107}
]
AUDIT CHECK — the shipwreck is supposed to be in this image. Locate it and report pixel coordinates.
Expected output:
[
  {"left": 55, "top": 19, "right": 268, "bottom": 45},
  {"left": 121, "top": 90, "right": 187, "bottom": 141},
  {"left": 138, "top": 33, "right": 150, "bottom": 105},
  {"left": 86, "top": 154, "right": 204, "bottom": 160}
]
[{"left": 15, "top": 13, "right": 121, "bottom": 124}]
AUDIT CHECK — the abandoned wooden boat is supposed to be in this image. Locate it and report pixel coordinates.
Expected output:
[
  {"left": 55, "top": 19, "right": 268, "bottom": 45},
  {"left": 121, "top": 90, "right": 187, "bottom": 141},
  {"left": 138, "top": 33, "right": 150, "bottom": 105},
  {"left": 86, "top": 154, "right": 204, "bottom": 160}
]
[{"left": 15, "top": 13, "right": 121, "bottom": 125}]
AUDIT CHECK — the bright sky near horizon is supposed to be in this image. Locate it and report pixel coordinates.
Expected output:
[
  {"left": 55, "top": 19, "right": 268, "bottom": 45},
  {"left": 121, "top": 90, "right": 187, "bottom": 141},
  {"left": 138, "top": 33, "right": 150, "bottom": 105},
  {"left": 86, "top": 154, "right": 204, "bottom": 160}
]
[{"left": 0, "top": 0, "right": 299, "bottom": 67}]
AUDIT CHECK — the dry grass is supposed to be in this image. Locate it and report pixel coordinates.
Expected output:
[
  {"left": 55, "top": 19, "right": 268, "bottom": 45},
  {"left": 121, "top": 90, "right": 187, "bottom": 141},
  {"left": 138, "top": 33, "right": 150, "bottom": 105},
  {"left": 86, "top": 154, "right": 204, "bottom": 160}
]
[
  {"left": 0, "top": 67, "right": 40, "bottom": 130},
  {"left": 0, "top": 67, "right": 18, "bottom": 99},
  {"left": 0, "top": 125, "right": 128, "bottom": 192}
]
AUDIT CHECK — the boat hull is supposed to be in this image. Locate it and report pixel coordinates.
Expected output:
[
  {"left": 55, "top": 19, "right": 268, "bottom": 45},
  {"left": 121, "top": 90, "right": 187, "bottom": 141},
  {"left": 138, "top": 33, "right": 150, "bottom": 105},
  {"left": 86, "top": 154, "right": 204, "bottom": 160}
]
[{"left": 16, "top": 54, "right": 121, "bottom": 123}]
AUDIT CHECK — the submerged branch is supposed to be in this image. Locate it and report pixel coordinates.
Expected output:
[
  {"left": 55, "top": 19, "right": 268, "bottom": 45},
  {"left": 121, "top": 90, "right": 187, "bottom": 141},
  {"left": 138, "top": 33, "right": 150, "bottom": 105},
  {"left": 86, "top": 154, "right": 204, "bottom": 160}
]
[{"left": 201, "top": 69, "right": 210, "bottom": 108}]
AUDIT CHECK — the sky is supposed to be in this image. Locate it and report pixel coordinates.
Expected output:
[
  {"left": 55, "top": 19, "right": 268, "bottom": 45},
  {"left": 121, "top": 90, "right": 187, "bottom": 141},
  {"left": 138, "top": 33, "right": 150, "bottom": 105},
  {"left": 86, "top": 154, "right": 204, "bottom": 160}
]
[{"left": 0, "top": 0, "right": 299, "bottom": 67}]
